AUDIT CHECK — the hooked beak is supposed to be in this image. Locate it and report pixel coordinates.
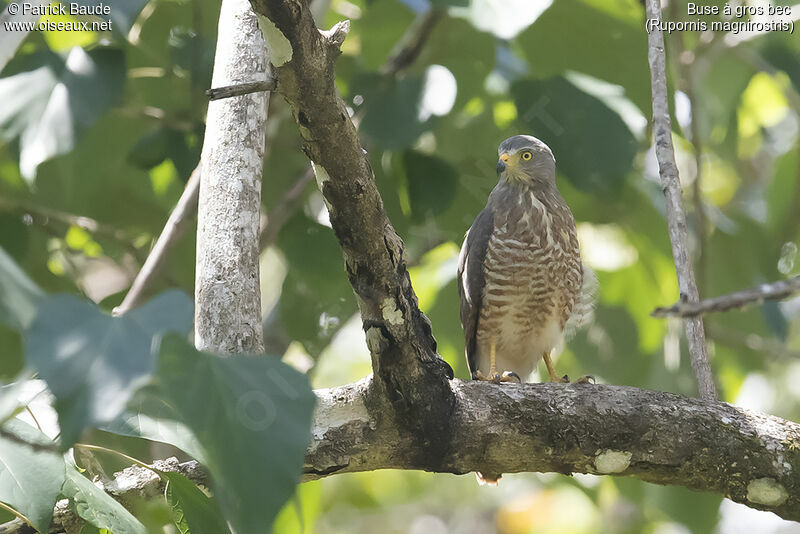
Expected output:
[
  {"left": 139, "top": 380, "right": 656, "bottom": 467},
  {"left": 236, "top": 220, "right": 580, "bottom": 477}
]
[{"left": 496, "top": 152, "right": 510, "bottom": 174}]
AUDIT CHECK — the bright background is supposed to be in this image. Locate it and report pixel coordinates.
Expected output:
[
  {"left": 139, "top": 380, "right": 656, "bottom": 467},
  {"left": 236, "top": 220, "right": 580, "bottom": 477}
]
[{"left": 1, "top": 0, "right": 799, "bottom": 532}]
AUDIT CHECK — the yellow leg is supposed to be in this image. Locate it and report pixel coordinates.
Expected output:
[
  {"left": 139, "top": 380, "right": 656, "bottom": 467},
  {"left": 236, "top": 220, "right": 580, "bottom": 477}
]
[
  {"left": 475, "top": 339, "right": 520, "bottom": 383},
  {"left": 489, "top": 338, "right": 498, "bottom": 377},
  {"left": 476, "top": 338, "right": 498, "bottom": 381},
  {"left": 542, "top": 351, "right": 594, "bottom": 384},
  {"left": 543, "top": 351, "right": 568, "bottom": 383}
]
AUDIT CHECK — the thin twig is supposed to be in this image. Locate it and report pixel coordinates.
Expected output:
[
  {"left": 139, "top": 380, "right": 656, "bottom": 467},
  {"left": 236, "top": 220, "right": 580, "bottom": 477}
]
[
  {"left": 645, "top": 0, "right": 717, "bottom": 400},
  {"left": 665, "top": 0, "right": 709, "bottom": 298},
  {"left": 653, "top": 275, "right": 800, "bottom": 318},
  {"left": 708, "top": 324, "right": 800, "bottom": 360},
  {"left": 0, "top": 198, "right": 137, "bottom": 250},
  {"left": 205, "top": 79, "right": 277, "bottom": 101},
  {"left": 380, "top": 9, "right": 443, "bottom": 76},
  {"left": 113, "top": 166, "right": 200, "bottom": 316}
]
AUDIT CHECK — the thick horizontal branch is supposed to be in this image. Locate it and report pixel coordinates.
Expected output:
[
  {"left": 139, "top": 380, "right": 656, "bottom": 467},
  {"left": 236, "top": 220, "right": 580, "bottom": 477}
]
[
  {"left": 307, "top": 377, "right": 800, "bottom": 521},
  {"left": 6, "top": 377, "right": 800, "bottom": 532},
  {"left": 653, "top": 275, "right": 800, "bottom": 318}
]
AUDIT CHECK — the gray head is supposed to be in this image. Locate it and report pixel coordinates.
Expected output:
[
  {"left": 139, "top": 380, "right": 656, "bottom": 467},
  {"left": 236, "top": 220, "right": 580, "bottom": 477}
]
[{"left": 496, "top": 135, "right": 556, "bottom": 186}]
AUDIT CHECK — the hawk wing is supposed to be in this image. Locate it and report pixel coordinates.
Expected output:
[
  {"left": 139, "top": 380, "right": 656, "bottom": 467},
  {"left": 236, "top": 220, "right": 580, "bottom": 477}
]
[
  {"left": 563, "top": 263, "right": 598, "bottom": 340},
  {"left": 457, "top": 207, "right": 494, "bottom": 379}
]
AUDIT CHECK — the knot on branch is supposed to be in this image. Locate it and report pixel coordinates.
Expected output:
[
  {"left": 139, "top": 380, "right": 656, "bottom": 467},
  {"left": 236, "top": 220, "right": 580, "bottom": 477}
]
[{"left": 320, "top": 20, "right": 350, "bottom": 50}]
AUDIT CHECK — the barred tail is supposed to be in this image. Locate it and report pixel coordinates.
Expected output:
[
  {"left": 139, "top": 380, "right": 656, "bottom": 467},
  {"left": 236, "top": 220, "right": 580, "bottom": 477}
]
[{"left": 476, "top": 472, "right": 502, "bottom": 485}]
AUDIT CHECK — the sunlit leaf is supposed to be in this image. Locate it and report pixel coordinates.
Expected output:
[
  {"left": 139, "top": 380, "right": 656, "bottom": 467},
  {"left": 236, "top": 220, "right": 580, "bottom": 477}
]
[
  {"left": 0, "top": 47, "right": 125, "bottom": 181},
  {"left": 0, "top": 419, "right": 65, "bottom": 533},
  {"left": 512, "top": 76, "right": 637, "bottom": 195},
  {"left": 63, "top": 462, "right": 146, "bottom": 534},
  {"left": 102, "top": 386, "right": 206, "bottom": 463},
  {"left": 25, "top": 290, "right": 192, "bottom": 447},
  {"left": 163, "top": 471, "right": 229, "bottom": 534},
  {"left": 0, "top": 246, "right": 43, "bottom": 332}
]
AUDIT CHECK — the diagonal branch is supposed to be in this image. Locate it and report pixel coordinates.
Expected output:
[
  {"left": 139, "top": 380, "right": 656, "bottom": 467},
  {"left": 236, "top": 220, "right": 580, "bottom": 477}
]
[
  {"left": 645, "top": 0, "right": 717, "bottom": 400},
  {"left": 652, "top": 275, "right": 800, "bottom": 318},
  {"left": 250, "top": 0, "right": 455, "bottom": 465},
  {"left": 114, "top": 166, "right": 200, "bottom": 316}
]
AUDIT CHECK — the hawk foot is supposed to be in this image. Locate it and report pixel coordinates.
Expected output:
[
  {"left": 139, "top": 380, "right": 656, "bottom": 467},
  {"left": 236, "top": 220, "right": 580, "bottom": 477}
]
[
  {"left": 551, "top": 374, "right": 595, "bottom": 384},
  {"left": 573, "top": 375, "right": 595, "bottom": 385},
  {"left": 475, "top": 370, "right": 521, "bottom": 384}
]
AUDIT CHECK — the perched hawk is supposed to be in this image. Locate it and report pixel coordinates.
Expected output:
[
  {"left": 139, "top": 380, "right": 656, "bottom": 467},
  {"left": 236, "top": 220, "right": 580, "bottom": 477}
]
[{"left": 458, "top": 135, "right": 594, "bottom": 386}]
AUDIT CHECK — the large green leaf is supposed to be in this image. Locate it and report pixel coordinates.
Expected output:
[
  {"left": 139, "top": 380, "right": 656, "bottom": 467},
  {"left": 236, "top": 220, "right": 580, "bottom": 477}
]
[
  {"left": 156, "top": 335, "right": 315, "bottom": 534},
  {"left": 402, "top": 150, "right": 459, "bottom": 223},
  {"left": 517, "top": 0, "right": 650, "bottom": 113},
  {"left": 512, "top": 76, "right": 637, "bottom": 195},
  {"left": 69, "top": 0, "right": 149, "bottom": 34},
  {"left": 25, "top": 290, "right": 192, "bottom": 447},
  {"left": 356, "top": 73, "right": 431, "bottom": 149},
  {"left": 103, "top": 387, "right": 206, "bottom": 462},
  {"left": 277, "top": 214, "right": 355, "bottom": 356},
  {"left": 0, "top": 419, "right": 65, "bottom": 533},
  {"left": 0, "top": 47, "right": 125, "bottom": 181},
  {"left": 0, "top": 246, "right": 43, "bottom": 331},
  {"left": 62, "top": 462, "right": 146, "bottom": 534},
  {"left": 356, "top": 0, "right": 415, "bottom": 71},
  {"left": 163, "top": 471, "right": 229, "bottom": 534}
]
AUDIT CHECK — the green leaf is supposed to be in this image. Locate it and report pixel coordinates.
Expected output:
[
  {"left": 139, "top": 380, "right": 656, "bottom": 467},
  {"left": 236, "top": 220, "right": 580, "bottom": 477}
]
[
  {"left": 356, "top": 0, "right": 415, "bottom": 71},
  {"left": 511, "top": 76, "right": 637, "bottom": 195},
  {"left": 416, "top": 17, "right": 494, "bottom": 109},
  {"left": 163, "top": 471, "right": 229, "bottom": 534},
  {"left": 103, "top": 387, "right": 206, "bottom": 463},
  {"left": 69, "top": 0, "right": 149, "bottom": 34},
  {"left": 0, "top": 419, "right": 65, "bottom": 533},
  {"left": 272, "top": 481, "right": 321, "bottom": 534},
  {"left": 156, "top": 335, "right": 316, "bottom": 534},
  {"left": 356, "top": 73, "right": 431, "bottom": 149},
  {"left": 25, "top": 290, "right": 192, "bottom": 447},
  {"left": 128, "top": 127, "right": 171, "bottom": 169},
  {"left": 62, "top": 463, "right": 146, "bottom": 534},
  {"left": 401, "top": 150, "right": 459, "bottom": 223},
  {"left": 0, "top": 246, "right": 43, "bottom": 332},
  {"left": 0, "top": 47, "right": 125, "bottom": 181},
  {"left": 277, "top": 214, "right": 355, "bottom": 356},
  {"left": 517, "top": 0, "right": 650, "bottom": 113}
]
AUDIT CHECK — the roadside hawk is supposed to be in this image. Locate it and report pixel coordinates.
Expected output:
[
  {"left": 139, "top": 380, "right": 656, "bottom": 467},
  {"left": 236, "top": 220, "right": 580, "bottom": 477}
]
[{"left": 458, "top": 135, "right": 595, "bottom": 387}]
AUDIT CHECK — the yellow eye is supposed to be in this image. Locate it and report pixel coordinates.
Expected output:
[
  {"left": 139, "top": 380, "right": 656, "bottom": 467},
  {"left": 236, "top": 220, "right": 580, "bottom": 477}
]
[{"left": 521, "top": 151, "right": 532, "bottom": 161}]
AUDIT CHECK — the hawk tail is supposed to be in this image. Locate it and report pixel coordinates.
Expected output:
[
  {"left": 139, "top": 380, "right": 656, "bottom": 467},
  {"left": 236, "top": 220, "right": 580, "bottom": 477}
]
[{"left": 476, "top": 472, "right": 502, "bottom": 485}]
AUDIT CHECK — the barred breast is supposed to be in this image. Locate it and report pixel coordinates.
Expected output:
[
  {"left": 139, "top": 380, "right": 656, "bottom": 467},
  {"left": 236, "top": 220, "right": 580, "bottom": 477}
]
[{"left": 474, "top": 182, "right": 582, "bottom": 380}]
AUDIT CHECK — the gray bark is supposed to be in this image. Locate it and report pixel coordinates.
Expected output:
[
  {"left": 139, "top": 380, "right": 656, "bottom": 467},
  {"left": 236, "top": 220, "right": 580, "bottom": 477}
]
[
  {"left": 5, "top": 380, "right": 800, "bottom": 533},
  {"left": 249, "top": 0, "right": 456, "bottom": 462},
  {"left": 653, "top": 275, "right": 800, "bottom": 318},
  {"left": 645, "top": 0, "right": 717, "bottom": 401},
  {"left": 195, "top": 0, "right": 271, "bottom": 353},
  {"left": 307, "top": 378, "right": 800, "bottom": 520}
]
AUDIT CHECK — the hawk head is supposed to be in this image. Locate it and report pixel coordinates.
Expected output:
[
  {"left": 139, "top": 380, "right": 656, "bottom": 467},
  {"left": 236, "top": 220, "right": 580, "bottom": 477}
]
[{"left": 496, "top": 135, "right": 556, "bottom": 186}]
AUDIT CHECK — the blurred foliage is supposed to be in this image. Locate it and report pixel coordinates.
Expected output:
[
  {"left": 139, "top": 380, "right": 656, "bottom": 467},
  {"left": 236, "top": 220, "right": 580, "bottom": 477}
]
[{"left": 0, "top": 0, "right": 799, "bottom": 532}]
